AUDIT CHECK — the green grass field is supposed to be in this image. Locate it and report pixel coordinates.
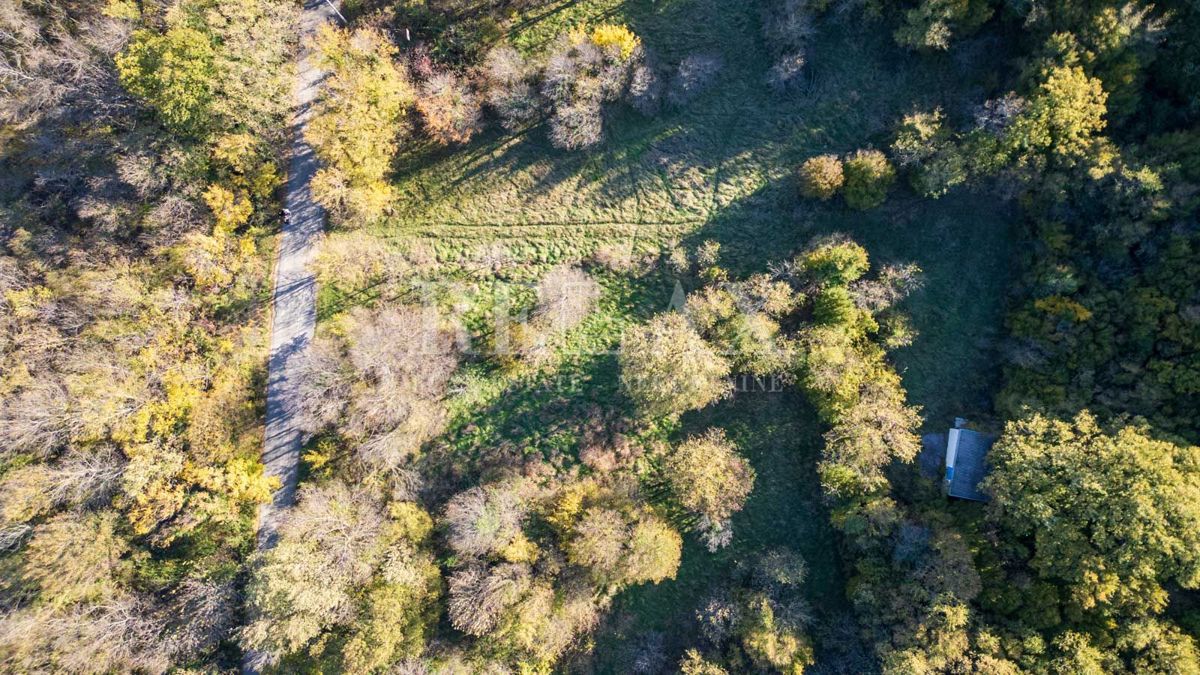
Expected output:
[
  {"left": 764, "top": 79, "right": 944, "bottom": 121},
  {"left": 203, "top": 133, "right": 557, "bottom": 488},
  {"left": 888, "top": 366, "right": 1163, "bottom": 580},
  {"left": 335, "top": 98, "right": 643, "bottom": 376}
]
[{"left": 319, "top": 0, "right": 1015, "bottom": 668}]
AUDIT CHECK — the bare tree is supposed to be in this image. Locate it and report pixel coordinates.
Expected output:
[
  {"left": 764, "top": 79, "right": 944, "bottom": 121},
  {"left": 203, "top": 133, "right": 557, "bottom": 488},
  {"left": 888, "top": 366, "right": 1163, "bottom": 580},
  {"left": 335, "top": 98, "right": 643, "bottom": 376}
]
[
  {"left": 160, "top": 579, "right": 237, "bottom": 661},
  {"left": 533, "top": 265, "right": 601, "bottom": 333},
  {"left": 279, "top": 481, "right": 387, "bottom": 579},
  {"left": 447, "top": 563, "right": 531, "bottom": 636},
  {"left": 0, "top": 445, "right": 125, "bottom": 523},
  {"left": 444, "top": 483, "right": 525, "bottom": 557},
  {"left": 0, "top": 379, "right": 81, "bottom": 458},
  {"left": 347, "top": 305, "right": 459, "bottom": 394},
  {"left": 290, "top": 336, "right": 354, "bottom": 436},
  {"left": 483, "top": 45, "right": 540, "bottom": 130},
  {"left": 850, "top": 263, "right": 924, "bottom": 313},
  {"left": 0, "top": 597, "right": 170, "bottom": 674}
]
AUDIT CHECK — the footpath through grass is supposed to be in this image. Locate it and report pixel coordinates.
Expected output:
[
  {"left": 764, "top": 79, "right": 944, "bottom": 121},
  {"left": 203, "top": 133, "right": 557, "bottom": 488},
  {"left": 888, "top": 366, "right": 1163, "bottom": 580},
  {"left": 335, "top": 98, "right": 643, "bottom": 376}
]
[{"left": 318, "top": 0, "right": 1015, "bottom": 668}]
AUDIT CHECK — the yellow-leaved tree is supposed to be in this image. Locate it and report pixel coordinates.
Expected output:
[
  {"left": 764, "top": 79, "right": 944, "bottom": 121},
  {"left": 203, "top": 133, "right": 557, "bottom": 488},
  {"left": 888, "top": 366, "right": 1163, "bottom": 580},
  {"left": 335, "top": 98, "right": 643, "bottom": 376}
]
[{"left": 307, "top": 26, "right": 415, "bottom": 226}]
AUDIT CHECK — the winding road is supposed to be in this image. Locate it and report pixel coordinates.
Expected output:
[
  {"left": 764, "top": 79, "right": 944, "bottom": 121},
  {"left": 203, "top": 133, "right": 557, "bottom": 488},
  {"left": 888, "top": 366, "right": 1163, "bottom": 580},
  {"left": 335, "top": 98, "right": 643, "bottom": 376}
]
[{"left": 257, "top": 0, "right": 338, "bottom": 550}]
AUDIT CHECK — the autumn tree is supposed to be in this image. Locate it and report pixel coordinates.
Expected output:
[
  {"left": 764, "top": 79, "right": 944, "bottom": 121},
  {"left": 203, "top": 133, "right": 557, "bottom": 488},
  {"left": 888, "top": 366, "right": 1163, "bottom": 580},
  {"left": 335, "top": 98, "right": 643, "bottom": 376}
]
[
  {"left": 1001, "top": 64, "right": 1108, "bottom": 171},
  {"left": 447, "top": 563, "right": 532, "bottom": 636},
  {"left": 566, "top": 507, "right": 681, "bottom": 586},
  {"left": 20, "top": 511, "right": 129, "bottom": 606},
  {"left": 820, "top": 374, "right": 922, "bottom": 498},
  {"left": 307, "top": 26, "right": 415, "bottom": 225},
  {"left": 344, "top": 305, "right": 461, "bottom": 469},
  {"left": 116, "top": 0, "right": 296, "bottom": 138},
  {"left": 444, "top": 483, "right": 526, "bottom": 558},
  {"left": 663, "top": 428, "right": 756, "bottom": 551},
  {"left": 619, "top": 313, "right": 732, "bottom": 418},
  {"left": 798, "top": 154, "right": 844, "bottom": 200},
  {"left": 241, "top": 482, "right": 440, "bottom": 669},
  {"left": 416, "top": 70, "right": 483, "bottom": 145}
]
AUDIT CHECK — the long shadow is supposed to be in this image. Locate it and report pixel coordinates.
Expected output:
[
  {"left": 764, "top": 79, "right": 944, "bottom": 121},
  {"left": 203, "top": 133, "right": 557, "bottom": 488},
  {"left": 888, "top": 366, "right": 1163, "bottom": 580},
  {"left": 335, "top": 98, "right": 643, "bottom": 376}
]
[
  {"left": 382, "top": 0, "right": 1013, "bottom": 242},
  {"left": 415, "top": 263, "right": 675, "bottom": 499}
]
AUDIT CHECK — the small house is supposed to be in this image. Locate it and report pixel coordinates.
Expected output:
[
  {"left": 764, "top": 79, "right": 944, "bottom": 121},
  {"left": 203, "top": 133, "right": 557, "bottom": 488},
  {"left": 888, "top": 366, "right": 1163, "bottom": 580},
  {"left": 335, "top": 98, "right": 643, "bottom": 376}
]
[{"left": 943, "top": 420, "right": 994, "bottom": 502}]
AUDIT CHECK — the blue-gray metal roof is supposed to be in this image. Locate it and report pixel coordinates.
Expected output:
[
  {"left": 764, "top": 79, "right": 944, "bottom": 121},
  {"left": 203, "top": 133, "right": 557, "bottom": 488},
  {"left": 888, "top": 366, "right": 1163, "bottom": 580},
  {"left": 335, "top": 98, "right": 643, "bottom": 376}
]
[{"left": 945, "top": 428, "right": 994, "bottom": 502}]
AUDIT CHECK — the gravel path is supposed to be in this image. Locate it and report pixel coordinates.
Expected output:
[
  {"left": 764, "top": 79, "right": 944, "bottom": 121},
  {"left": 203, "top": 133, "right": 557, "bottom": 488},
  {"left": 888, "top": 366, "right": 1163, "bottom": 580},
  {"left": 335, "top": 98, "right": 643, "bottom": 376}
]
[{"left": 257, "top": 0, "right": 338, "bottom": 550}]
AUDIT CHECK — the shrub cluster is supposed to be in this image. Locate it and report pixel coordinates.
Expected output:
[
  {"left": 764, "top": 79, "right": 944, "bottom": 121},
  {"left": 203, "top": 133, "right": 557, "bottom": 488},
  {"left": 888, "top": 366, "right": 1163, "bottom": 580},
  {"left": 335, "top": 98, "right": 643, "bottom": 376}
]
[{"left": 797, "top": 150, "right": 894, "bottom": 209}]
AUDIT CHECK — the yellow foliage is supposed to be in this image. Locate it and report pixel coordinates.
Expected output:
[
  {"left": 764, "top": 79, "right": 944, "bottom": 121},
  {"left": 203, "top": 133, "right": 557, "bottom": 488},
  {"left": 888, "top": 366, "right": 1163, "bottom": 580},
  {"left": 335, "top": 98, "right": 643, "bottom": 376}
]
[
  {"left": 211, "top": 133, "right": 258, "bottom": 174},
  {"left": 184, "top": 457, "right": 278, "bottom": 505},
  {"left": 302, "top": 436, "right": 339, "bottom": 479},
  {"left": 121, "top": 443, "right": 187, "bottom": 535},
  {"left": 211, "top": 133, "right": 279, "bottom": 200},
  {"left": 203, "top": 183, "right": 253, "bottom": 234},
  {"left": 546, "top": 479, "right": 600, "bottom": 534},
  {"left": 147, "top": 369, "right": 203, "bottom": 437},
  {"left": 238, "top": 235, "right": 257, "bottom": 258},
  {"left": 1034, "top": 295, "right": 1093, "bottom": 322},
  {"left": 0, "top": 360, "right": 32, "bottom": 397},
  {"left": 102, "top": 0, "right": 140, "bottom": 20},
  {"left": 307, "top": 26, "right": 413, "bottom": 224},
  {"left": 388, "top": 502, "right": 435, "bottom": 543},
  {"left": 4, "top": 285, "right": 53, "bottom": 320},
  {"left": 176, "top": 230, "right": 254, "bottom": 290},
  {"left": 590, "top": 24, "right": 641, "bottom": 59},
  {"left": 500, "top": 531, "right": 540, "bottom": 564}
]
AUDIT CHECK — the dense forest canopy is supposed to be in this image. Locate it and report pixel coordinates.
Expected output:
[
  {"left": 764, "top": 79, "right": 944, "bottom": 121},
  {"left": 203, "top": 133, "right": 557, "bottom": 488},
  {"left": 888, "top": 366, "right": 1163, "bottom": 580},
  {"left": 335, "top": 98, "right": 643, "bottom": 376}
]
[{"left": 1, "top": 0, "right": 1199, "bottom": 672}]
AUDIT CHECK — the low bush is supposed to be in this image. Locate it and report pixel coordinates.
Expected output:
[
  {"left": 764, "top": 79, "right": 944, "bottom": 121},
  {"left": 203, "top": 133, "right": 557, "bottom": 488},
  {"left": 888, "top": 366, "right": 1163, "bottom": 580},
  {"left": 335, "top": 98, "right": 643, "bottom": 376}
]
[
  {"left": 798, "top": 154, "right": 844, "bottom": 200},
  {"left": 842, "top": 149, "right": 895, "bottom": 209},
  {"left": 667, "top": 54, "right": 724, "bottom": 107}
]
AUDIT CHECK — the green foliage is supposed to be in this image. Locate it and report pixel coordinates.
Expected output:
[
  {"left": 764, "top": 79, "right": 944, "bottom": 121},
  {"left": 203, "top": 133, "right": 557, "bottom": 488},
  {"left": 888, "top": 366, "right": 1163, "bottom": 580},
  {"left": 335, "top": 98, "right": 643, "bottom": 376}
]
[
  {"left": 796, "top": 238, "right": 870, "bottom": 286},
  {"left": 118, "top": 27, "right": 218, "bottom": 135},
  {"left": 985, "top": 412, "right": 1200, "bottom": 618},
  {"left": 892, "top": 109, "right": 968, "bottom": 197},
  {"left": 813, "top": 285, "right": 856, "bottom": 325},
  {"left": 843, "top": 149, "right": 896, "bottom": 210},
  {"left": 680, "top": 649, "right": 730, "bottom": 674},
  {"left": 685, "top": 285, "right": 795, "bottom": 376},
  {"left": 893, "top": 0, "right": 993, "bottom": 51}
]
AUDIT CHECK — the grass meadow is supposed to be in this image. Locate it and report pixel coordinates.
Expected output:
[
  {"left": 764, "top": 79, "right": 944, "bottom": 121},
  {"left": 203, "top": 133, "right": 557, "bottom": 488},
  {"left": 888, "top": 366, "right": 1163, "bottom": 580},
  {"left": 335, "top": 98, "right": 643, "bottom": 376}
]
[{"left": 316, "top": 0, "right": 1016, "bottom": 667}]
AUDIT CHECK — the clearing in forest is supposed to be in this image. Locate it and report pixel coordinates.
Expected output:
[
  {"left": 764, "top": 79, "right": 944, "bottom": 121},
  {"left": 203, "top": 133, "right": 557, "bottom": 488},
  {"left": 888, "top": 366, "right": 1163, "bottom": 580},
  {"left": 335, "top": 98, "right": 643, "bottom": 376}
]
[{"left": 315, "top": 0, "right": 1014, "bottom": 665}]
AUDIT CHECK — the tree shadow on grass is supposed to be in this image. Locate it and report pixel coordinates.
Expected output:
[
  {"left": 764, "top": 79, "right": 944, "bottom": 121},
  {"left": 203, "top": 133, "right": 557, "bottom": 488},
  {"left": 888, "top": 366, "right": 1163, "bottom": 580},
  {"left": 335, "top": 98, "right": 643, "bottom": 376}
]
[
  {"left": 382, "top": 0, "right": 1013, "bottom": 240},
  {"left": 415, "top": 264, "right": 678, "bottom": 499},
  {"left": 592, "top": 387, "right": 857, "bottom": 672}
]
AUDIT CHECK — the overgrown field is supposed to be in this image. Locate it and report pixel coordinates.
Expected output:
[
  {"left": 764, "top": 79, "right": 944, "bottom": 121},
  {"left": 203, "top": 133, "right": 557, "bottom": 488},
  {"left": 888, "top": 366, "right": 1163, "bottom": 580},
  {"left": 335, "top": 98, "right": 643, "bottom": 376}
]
[{"left": 317, "top": 0, "right": 1014, "bottom": 667}]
